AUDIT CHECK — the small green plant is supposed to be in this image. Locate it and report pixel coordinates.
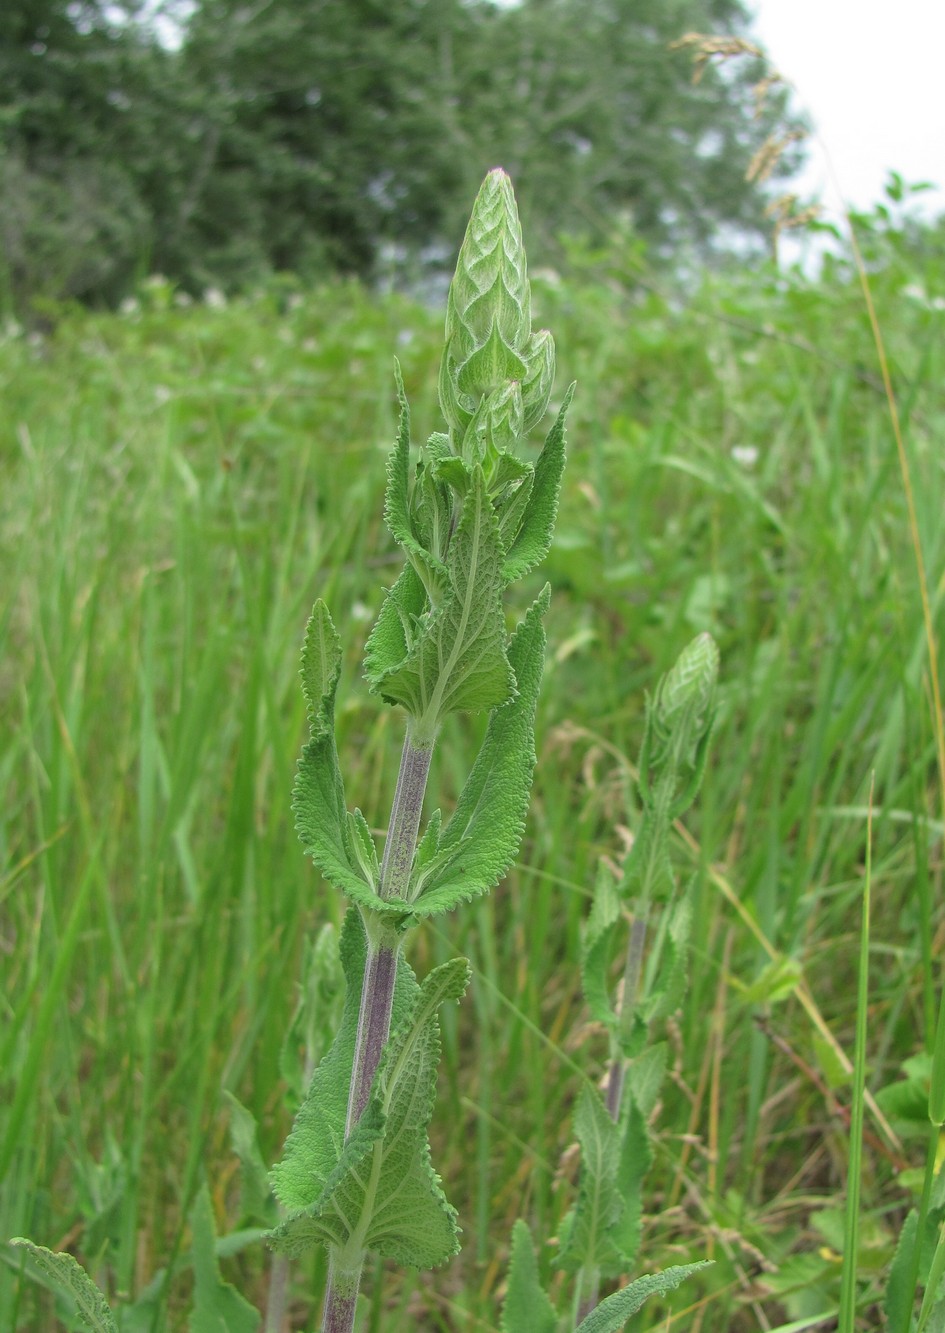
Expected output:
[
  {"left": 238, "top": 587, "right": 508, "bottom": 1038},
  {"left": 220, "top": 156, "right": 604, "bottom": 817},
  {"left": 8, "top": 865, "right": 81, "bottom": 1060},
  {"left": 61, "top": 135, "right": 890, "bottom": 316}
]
[{"left": 500, "top": 633, "right": 719, "bottom": 1331}]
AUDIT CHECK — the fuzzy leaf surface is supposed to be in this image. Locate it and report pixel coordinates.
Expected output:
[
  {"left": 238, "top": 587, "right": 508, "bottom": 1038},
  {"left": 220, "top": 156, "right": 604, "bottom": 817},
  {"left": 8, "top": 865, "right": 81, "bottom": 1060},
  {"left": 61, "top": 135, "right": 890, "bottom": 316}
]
[
  {"left": 384, "top": 365, "right": 447, "bottom": 590},
  {"left": 279, "top": 921, "right": 344, "bottom": 1101},
  {"left": 363, "top": 563, "right": 428, "bottom": 690},
  {"left": 502, "top": 386, "right": 572, "bottom": 583},
  {"left": 603, "top": 1097, "right": 651, "bottom": 1276},
  {"left": 9, "top": 1240, "right": 118, "bottom": 1333},
  {"left": 270, "top": 911, "right": 469, "bottom": 1270},
  {"left": 556, "top": 1083, "right": 625, "bottom": 1275},
  {"left": 500, "top": 1220, "right": 557, "bottom": 1333},
  {"left": 368, "top": 467, "right": 513, "bottom": 733},
  {"left": 270, "top": 911, "right": 411, "bottom": 1226},
  {"left": 627, "top": 1043, "right": 668, "bottom": 1121},
  {"left": 573, "top": 1263, "right": 712, "bottom": 1333},
  {"left": 188, "top": 1184, "right": 261, "bottom": 1333},
  {"left": 408, "top": 586, "right": 549, "bottom": 914},
  {"left": 294, "top": 602, "right": 373, "bottom": 901}
]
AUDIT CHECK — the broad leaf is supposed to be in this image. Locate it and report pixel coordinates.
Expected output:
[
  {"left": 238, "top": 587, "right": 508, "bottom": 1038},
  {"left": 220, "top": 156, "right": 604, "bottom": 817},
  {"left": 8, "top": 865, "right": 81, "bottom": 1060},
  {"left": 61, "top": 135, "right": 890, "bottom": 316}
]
[
  {"left": 293, "top": 602, "right": 374, "bottom": 901},
  {"left": 573, "top": 1262, "right": 712, "bottom": 1333},
  {"left": 496, "top": 467, "right": 535, "bottom": 552},
  {"left": 279, "top": 921, "right": 344, "bottom": 1101},
  {"left": 408, "top": 586, "right": 549, "bottom": 915},
  {"left": 500, "top": 1220, "right": 557, "bottom": 1333},
  {"left": 627, "top": 1043, "right": 667, "bottom": 1121},
  {"left": 9, "top": 1240, "right": 117, "bottom": 1333},
  {"left": 556, "top": 1084, "right": 624, "bottom": 1275},
  {"left": 270, "top": 910, "right": 411, "bottom": 1225},
  {"left": 270, "top": 911, "right": 469, "bottom": 1271},
  {"left": 188, "top": 1184, "right": 260, "bottom": 1333},
  {"left": 502, "top": 385, "right": 573, "bottom": 583},
  {"left": 369, "top": 466, "right": 513, "bottom": 732}
]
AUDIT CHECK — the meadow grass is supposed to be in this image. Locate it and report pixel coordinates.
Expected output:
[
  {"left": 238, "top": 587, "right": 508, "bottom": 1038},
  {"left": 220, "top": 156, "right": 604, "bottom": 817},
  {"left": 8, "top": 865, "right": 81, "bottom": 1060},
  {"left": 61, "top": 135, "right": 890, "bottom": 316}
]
[{"left": 1, "top": 214, "right": 944, "bottom": 1329}]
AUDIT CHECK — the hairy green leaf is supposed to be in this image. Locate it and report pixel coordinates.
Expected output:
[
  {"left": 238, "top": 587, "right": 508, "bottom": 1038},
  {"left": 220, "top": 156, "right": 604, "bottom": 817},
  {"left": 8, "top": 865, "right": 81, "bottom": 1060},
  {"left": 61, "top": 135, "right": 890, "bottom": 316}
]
[
  {"left": 270, "top": 911, "right": 469, "bottom": 1271},
  {"left": 9, "top": 1239, "right": 118, "bottom": 1333},
  {"left": 556, "top": 1084, "right": 625, "bottom": 1276},
  {"left": 384, "top": 364, "right": 448, "bottom": 592},
  {"left": 294, "top": 602, "right": 374, "bottom": 901},
  {"left": 500, "top": 1220, "right": 557, "bottom": 1333},
  {"left": 408, "top": 586, "right": 549, "bottom": 914},
  {"left": 279, "top": 922, "right": 344, "bottom": 1101},
  {"left": 502, "top": 385, "right": 572, "bottom": 583},
  {"left": 627, "top": 1043, "right": 667, "bottom": 1121},
  {"left": 602, "top": 1098, "right": 651, "bottom": 1277},
  {"left": 270, "top": 911, "right": 410, "bottom": 1224},
  {"left": 188, "top": 1184, "right": 261, "bottom": 1333},
  {"left": 573, "top": 1262, "right": 712, "bottom": 1333},
  {"left": 363, "top": 563, "right": 428, "bottom": 695},
  {"left": 370, "top": 466, "right": 513, "bottom": 735}
]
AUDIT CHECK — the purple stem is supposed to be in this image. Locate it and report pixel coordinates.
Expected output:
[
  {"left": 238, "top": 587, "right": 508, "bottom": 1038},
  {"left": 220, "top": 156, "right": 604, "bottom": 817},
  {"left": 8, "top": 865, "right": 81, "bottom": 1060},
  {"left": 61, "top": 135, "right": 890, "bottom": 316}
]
[
  {"left": 322, "top": 731, "right": 434, "bottom": 1331},
  {"left": 322, "top": 1262, "right": 361, "bottom": 1333},
  {"left": 577, "top": 911, "right": 649, "bottom": 1324}
]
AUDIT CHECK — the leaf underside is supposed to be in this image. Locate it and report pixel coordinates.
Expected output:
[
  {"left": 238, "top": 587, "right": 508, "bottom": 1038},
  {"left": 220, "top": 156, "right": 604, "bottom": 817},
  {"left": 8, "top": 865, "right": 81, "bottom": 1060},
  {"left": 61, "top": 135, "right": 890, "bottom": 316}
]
[
  {"left": 293, "top": 601, "right": 377, "bottom": 903},
  {"left": 9, "top": 1240, "right": 118, "bottom": 1333},
  {"left": 269, "top": 910, "right": 469, "bottom": 1271}
]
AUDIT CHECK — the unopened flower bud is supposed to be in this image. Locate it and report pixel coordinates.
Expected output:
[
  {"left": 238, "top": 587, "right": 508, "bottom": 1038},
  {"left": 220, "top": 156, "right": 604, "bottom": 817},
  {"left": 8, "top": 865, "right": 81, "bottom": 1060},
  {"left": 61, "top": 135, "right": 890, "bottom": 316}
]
[
  {"left": 654, "top": 633, "right": 719, "bottom": 767},
  {"left": 520, "top": 329, "right": 555, "bottom": 433},
  {"left": 439, "top": 169, "right": 534, "bottom": 438}
]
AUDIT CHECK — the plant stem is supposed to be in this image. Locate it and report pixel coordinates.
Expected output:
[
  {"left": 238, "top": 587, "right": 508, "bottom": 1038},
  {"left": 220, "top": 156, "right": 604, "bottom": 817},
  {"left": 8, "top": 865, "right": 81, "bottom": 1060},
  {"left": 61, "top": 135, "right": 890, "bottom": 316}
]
[
  {"left": 607, "top": 911, "right": 648, "bottom": 1121},
  {"left": 264, "top": 1254, "right": 288, "bottom": 1333},
  {"left": 322, "top": 730, "right": 434, "bottom": 1331},
  {"left": 577, "top": 910, "right": 649, "bottom": 1324},
  {"left": 322, "top": 1257, "right": 362, "bottom": 1333}
]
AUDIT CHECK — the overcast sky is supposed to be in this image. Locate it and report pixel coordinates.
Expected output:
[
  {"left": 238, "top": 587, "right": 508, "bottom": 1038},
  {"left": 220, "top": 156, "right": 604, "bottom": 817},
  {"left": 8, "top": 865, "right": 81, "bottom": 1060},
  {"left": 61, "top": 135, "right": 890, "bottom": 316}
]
[{"left": 748, "top": 0, "right": 945, "bottom": 223}]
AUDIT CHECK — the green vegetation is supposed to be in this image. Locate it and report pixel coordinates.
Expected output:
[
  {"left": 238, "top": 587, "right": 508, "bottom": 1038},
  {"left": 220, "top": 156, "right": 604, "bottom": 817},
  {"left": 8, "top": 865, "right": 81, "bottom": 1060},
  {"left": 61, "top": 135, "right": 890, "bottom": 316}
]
[
  {"left": 1, "top": 0, "right": 800, "bottom": 308},
  {"left": 2, "top": 179, "right": 945, "bottom": 1330}
]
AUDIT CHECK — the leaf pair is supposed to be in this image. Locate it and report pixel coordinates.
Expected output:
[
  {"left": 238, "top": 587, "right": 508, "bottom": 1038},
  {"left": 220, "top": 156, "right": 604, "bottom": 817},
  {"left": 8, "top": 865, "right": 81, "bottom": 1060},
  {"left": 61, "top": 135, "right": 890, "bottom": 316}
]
[
  {"left": 269, "top": 909, "right": 470, "bottom": 1272},
  {"left": 295, "top": 587, "right": 550, "bottom": 925},
  {"left": 556, "top": 1083, "right": 652, "bottom": 1279},
  {"left": 368, "top": 372, "right": 571, "bottom": 740}
]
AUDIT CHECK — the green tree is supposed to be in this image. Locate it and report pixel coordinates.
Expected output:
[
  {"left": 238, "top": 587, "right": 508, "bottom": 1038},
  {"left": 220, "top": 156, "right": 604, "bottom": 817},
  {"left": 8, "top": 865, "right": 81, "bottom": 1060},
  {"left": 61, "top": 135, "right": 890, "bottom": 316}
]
[
  {"left": 0, "top": 0, "right": 172, "bottom": 306},
  {"left": 173, "top": 0, "right": 471, "bottom": 285},
  {"left": 450, "top": 0, "right": 801, "bottom": 260},
  {"left": 0, "top": 0, "right": 804, "bottom": 306}
]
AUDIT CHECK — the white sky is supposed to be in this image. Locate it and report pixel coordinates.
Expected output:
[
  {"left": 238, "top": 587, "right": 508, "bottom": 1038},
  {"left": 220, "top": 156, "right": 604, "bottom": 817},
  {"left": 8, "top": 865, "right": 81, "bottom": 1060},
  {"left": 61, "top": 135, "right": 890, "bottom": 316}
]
[{"left": 748, "top": 0, "right": 945, "bottom": 223}]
